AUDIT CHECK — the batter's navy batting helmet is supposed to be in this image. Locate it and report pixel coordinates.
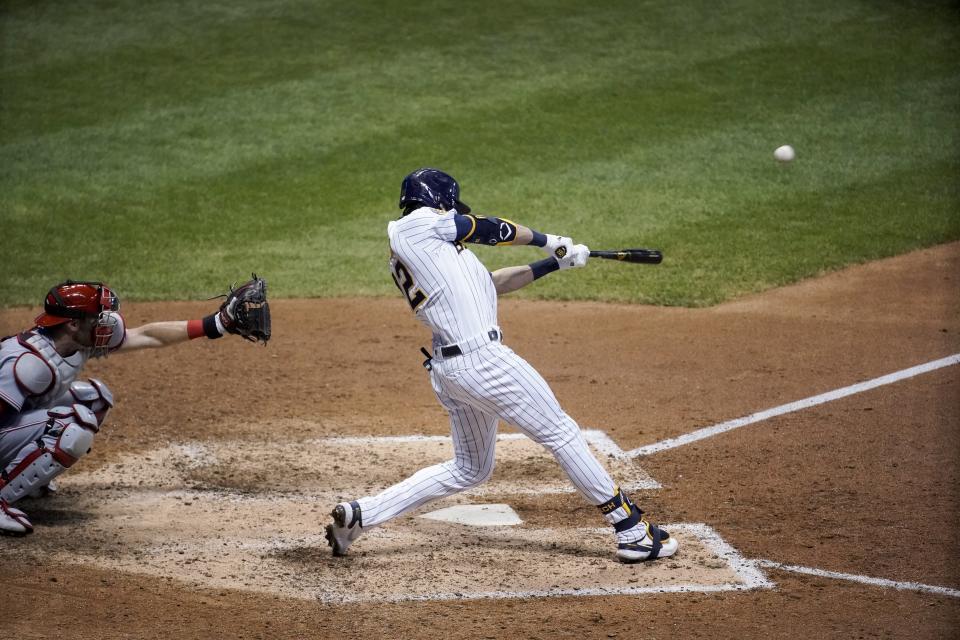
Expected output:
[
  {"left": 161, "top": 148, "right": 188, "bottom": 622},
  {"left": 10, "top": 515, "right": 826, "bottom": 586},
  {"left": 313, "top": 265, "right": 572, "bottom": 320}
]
[{"left": 399, "top": 168, "right": 471, "bottom": 215}]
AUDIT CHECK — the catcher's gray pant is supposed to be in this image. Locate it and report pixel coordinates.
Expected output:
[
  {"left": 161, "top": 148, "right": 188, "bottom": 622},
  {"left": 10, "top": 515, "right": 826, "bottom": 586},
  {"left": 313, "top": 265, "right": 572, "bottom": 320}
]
[
  {"left": 0, "top": 409, "right": 49, "bottom": 471},
  {"left": 356, "top": 341, "right": 617, "bottom": 528}
]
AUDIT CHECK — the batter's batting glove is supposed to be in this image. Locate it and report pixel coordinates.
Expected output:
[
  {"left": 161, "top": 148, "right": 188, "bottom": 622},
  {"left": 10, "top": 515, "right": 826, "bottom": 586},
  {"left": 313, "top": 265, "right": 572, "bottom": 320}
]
[
  {"left": 558, "top": 244, "right": 590, "bottom": 270},
  {"left": 541, "top": 234, "right": 574, "bottom": 261}
]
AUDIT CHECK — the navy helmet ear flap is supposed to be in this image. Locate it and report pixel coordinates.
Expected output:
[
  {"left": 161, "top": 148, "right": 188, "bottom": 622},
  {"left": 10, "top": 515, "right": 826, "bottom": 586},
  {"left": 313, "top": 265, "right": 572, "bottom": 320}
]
[{"left": 399, "top": 168, "right": 470, "bottom": 214}]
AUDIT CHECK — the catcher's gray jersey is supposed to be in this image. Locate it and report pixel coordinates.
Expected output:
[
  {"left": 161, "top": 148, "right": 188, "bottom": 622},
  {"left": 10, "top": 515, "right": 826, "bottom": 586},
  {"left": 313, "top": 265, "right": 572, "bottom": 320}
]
[{"left": 0, "top": 331, "right": 90, "bottom": 426}]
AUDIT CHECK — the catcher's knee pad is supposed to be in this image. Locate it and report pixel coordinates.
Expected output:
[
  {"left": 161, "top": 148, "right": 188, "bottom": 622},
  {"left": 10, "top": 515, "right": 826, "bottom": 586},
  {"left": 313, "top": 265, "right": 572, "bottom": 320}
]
[
  {"left": 0, "top": 404, "right": 97, "bottom": 504},
  {"left": 66, "top": 379, "right": 114, "bottom": 429}
]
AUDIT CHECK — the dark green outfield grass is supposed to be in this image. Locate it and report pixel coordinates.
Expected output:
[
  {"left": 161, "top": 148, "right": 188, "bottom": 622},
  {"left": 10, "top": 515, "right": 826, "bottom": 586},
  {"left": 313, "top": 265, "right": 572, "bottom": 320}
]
[{"left": 1, "top": 0, "right": 958, "bottom": 306}]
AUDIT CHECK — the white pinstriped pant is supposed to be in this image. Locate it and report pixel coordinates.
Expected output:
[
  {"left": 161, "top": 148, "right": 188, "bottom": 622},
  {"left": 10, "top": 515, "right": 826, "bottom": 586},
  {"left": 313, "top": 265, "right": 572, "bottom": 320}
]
[{"left": 356, "top": 341, "right": 616, "bottom": 528}]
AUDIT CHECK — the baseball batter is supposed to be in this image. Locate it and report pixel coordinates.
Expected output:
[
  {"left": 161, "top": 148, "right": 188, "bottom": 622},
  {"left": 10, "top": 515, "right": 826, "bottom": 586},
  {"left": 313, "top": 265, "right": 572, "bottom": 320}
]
[
  {"left": 326, "top": 168, "right": 678, "bottom": 563},
  {"left": 0, "top": 278, "right": 270, "bottom": 535}
]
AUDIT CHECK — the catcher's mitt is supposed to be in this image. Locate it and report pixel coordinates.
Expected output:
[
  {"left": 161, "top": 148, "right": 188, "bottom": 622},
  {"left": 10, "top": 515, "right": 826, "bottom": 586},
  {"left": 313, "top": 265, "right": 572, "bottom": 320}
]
[{"left": 218, "top": 274, "right": 271, "bottom": 344}]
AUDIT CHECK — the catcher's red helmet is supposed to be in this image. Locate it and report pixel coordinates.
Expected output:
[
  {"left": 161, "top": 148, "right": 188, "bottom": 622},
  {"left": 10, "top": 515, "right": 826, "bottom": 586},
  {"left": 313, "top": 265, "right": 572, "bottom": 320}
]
[
  {"left": 35, "top": 281, "right": 118, "bottom": 327},
  {"left": 34, "top": 281, "right": 121, "bottom": 349}
]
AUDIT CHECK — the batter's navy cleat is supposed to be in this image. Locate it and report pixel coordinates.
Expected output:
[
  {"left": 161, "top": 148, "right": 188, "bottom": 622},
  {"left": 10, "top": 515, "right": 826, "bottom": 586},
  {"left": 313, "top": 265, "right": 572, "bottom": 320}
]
[
  {"left": 325, "top": 500, "right": 363, "bottom": 556},
  {"left": 616, "top": 519, "right": 679, "bottom": 563},
  {"left": 0, "top": 499, "right": 33, "bottom": 536}
]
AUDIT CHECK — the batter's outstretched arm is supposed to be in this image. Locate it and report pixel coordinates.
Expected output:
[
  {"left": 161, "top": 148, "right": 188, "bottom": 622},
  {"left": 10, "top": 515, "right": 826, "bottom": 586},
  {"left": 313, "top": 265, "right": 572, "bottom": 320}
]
[
  {"left": 453, "top": 214, "right": 560, "bottom": 250},
  {"left": 452, "top": 213, "right": 586, "bottom": 294},
  {"left": 490, "top": 265, "right": 537, "bottom": 294},
  {"left": 511, "top": 225, "right": 538, "bottom": 246},
  {"left": 491, "top": 245, "right": 590, "bottom": 295}
]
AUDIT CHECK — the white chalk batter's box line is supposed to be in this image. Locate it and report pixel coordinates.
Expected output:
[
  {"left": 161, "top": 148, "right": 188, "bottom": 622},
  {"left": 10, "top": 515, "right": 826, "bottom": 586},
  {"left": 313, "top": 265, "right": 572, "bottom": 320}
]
[
  {"left": 628, "top": 353, "right": 960, "bottom": 457},
  {"left": 136, "top": 523, "right": 774, "bottom": 604},
  {"left": 619, "top": 352, "right": 960, "bottom": 600},
  {"left": 84, "top": 489, "right": 960, "bottom": 601},
  {"left": 324, "top": 523, "right": 773, "bottom": 604},
  {"left": 754, "top": 560, "right": 960, "bottom": 599}
]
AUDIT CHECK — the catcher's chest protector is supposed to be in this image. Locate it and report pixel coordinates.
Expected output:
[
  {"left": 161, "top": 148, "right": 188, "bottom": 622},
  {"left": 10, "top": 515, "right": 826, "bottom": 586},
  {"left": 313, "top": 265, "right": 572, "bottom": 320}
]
[{"left": 0, "top": 332, "right": 87, "bottom": 413}]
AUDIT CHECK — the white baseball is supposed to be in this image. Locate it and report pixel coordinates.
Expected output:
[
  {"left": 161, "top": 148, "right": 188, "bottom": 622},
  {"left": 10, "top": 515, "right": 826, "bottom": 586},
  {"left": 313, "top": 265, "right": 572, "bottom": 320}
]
[{"left": 774, "top": 145, "right": 795, "bottom": 162}]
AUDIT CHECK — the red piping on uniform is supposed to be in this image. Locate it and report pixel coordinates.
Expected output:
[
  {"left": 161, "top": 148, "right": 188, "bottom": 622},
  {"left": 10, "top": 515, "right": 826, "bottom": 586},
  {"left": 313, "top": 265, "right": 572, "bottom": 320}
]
[
  {"left": 52, "top": 446, "right": 77, "bottom": 468},
  {"left": 2, "top": 447, "right": 47, "bottom": 485}
]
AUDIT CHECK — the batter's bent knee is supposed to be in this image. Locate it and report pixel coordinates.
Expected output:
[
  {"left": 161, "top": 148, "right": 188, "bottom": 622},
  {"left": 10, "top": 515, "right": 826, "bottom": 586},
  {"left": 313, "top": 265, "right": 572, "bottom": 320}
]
[
  {"left": 445, "top": 458, "right": 495, "bottom": 489},
  {"left": 526, "top": 417, "right": 582, "bottom": 453},
  {"left": 470, "top": 461, "right": 495, "bottom": 486}
]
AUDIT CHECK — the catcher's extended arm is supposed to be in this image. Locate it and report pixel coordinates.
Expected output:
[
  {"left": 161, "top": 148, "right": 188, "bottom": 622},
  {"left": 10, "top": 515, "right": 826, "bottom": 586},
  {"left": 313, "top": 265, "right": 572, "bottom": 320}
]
[{"left": 218, "top": 274, "right": 271, "bottom": 344}]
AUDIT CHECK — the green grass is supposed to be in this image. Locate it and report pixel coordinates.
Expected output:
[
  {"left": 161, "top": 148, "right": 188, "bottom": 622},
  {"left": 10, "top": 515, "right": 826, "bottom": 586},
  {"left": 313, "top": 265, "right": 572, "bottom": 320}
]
[{"left": 1, "top": 0, "right": 958, "bottom": 306}]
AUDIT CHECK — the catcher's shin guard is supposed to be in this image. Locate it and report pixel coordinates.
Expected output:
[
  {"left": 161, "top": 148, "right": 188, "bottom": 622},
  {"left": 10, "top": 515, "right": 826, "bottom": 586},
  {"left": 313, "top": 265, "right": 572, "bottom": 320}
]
[{"left": 0, "top": 405, "right": 97, "bottom": 504}]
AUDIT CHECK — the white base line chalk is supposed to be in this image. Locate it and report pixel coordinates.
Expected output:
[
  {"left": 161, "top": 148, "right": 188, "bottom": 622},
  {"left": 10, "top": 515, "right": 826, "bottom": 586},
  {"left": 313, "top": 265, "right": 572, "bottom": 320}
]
[
  {"left": 756, "top": 560, "right": 960, "bottom": 598},
  {"left": 628, "top": 353, "right": 960, "bottom": 457}
]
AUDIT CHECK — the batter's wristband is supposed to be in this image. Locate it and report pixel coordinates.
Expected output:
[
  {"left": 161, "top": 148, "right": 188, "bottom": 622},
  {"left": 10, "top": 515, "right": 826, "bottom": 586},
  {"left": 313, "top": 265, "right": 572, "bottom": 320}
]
[
  {"left": 530, "top": 257, "right": 560, "bottom": 280},
  {"left": 530, "top": 230, "right": 547, "bottom": 247}
]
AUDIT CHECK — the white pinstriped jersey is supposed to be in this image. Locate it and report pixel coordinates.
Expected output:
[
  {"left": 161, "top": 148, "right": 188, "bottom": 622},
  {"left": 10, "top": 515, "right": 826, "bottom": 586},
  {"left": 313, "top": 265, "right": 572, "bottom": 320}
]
[
  {"left": 356, "top": 207, "right": 619, "bottom": 530},
  {"left": 388, "top": 207, "right": 498, "bottom": 347}
]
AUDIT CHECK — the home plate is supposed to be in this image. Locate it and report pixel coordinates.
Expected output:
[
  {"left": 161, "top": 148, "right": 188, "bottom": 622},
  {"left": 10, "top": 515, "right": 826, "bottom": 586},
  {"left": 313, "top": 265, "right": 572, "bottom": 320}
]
[{"left": 419, "top": 504, "right": 523, "bottom": 526}]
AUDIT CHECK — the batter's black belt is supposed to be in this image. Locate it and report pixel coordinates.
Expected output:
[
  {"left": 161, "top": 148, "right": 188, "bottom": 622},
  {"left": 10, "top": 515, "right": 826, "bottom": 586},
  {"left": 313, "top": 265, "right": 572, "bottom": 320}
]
[
  {"left": 421, "top": 329, "right": 503, "bottom": 370},
  {"left": 439, "top": 328, "right": 503, "bottom": 358}
]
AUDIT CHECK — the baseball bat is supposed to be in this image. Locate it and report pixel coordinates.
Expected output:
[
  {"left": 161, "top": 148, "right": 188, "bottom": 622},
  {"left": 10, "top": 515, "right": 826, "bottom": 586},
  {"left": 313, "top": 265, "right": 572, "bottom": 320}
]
[{"left": 588, "top": 248, "right": 663, "bottom": 264}]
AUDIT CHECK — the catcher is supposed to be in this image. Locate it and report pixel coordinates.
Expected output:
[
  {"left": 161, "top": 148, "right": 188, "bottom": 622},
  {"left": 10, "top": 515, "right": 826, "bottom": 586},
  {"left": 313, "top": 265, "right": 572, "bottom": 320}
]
[{"left": 0, "top": 276, "right": 270, "bottom": 535}]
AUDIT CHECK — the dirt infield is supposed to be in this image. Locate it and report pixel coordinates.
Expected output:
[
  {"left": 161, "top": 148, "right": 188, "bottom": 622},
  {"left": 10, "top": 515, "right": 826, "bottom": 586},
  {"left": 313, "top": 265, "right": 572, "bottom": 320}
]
[{"left": 1, "top": 243, "right": 958, "bottom": 639}]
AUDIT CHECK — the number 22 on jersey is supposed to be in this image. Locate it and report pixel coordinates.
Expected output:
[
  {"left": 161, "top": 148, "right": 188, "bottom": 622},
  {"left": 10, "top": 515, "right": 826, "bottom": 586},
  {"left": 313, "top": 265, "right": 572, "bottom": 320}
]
[{"left": 390, "top": 254, "right": 427, "bottom": 311}]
